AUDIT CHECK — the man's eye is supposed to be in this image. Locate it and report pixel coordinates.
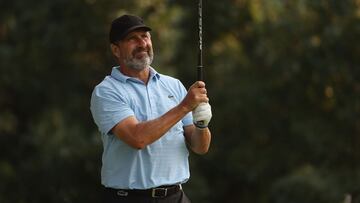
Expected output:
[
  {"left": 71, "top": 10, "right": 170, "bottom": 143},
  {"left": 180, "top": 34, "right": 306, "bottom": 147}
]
[{"left": 125, "top": 37, "right": 136, "bottom": 42}]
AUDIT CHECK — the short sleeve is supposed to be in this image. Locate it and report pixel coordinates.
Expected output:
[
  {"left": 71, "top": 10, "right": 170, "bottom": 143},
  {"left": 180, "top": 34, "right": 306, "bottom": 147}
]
[{"left": 90, "top": 84, "right": 134, "bottom": 135}]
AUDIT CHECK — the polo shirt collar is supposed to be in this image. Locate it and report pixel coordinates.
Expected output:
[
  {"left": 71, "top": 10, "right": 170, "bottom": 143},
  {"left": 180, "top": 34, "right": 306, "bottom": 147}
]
[{"left": 111, "top": 66, "right": 160, "bottom": 83}]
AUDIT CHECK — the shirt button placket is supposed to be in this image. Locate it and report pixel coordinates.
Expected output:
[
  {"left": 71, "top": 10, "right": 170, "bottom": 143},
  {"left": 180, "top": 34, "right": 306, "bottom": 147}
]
[{"left": 146, "top": 85, "right": 155, "bottom": 119}]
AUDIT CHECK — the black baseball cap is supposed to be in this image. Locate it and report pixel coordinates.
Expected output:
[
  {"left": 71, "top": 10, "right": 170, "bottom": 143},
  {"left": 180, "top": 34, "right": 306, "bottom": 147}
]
[{"left": 109, "top": 15, "right": 152, "bottom": 43}]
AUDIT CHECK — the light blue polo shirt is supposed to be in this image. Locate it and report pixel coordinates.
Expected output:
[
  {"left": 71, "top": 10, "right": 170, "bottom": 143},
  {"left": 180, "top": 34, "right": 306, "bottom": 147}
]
[{"left": 90, "top": 66, "right": 193, "bottom": 189}]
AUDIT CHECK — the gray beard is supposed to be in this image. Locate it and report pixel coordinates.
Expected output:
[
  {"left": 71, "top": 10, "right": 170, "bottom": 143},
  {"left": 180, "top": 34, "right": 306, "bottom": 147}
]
[{"left": 125, "top": 52, "right": 153, "bottom": 71}]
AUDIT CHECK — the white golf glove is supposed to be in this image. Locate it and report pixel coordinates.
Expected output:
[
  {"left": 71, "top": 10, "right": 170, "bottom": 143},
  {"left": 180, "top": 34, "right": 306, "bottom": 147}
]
[{"left": 192, "top": 102, "right": 212, "bottom": 129}]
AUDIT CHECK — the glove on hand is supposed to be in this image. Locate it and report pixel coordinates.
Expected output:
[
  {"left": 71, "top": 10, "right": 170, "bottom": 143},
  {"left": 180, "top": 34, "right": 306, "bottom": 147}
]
[{"left": 192, "top": 102, "right": 212, "bottom": 129}]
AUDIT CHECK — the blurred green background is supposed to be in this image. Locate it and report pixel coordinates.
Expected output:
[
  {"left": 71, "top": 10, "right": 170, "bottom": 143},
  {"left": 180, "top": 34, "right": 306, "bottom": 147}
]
[{"left": 1, "top": 0, "right": 360, "bottom": 202}]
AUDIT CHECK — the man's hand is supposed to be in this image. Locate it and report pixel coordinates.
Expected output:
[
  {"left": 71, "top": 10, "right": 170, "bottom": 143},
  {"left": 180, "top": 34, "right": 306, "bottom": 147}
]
[
  {"left": 193, "top": 102, "right": 212, "bottom": 129},
  {"left": 180, "top": 81, "right": 209, "bottom": 112}
]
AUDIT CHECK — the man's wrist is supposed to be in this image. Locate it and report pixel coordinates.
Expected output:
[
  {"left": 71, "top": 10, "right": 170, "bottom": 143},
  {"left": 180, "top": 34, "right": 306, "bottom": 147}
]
[
  {"left": 194, "top": 122, "right": 208, "bottom": 129},
  {"left": 179, "top": 101, "right": 193, "bottom": 114}
]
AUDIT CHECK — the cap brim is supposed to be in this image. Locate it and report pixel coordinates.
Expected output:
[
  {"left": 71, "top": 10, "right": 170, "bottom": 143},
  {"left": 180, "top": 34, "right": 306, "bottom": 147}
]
[{"left": 120, "top": 25, "right": 152, "bottom": 40}]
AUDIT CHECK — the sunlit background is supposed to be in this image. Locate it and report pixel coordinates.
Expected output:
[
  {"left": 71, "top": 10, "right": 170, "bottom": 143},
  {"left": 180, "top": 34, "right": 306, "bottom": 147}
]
[{"left": 1, "top": 0, "right": 360, "bottom": 202}]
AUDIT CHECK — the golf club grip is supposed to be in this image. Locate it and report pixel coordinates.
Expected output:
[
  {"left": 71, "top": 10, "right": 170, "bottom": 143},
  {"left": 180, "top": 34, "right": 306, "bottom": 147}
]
[{"left": 197, "top": 65, "right": 203, "bottom": 81}]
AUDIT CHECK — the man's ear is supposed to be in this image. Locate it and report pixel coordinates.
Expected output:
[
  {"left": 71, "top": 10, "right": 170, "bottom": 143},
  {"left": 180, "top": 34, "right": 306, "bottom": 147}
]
[{"left": 110, "top": 43, "right": 121, "bottom": 58}]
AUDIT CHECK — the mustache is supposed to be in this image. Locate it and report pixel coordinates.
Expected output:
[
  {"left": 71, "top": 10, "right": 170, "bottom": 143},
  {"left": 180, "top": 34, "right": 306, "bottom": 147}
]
[{"left": 132, "top": 47, "right": 149, "bottom": 55}]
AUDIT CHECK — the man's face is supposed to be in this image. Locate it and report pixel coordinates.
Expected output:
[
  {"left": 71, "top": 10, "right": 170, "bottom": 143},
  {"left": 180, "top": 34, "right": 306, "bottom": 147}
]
[{"left": 115, "top": 30, "right": 153, "bottom": 70}]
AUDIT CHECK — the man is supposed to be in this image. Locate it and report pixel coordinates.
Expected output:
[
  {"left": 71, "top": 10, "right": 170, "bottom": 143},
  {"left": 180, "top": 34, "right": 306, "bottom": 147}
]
[{"left": 90, "top": 14, "right": 212, "bottom": 203}]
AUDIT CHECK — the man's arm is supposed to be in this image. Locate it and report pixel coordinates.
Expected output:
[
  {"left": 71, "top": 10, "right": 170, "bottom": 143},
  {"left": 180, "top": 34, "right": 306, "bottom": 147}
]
[
  {"left": 184, "top": 125, "right": 211, "bottom": 154},
  {"left": 111, "top": 81, "right": 208, "bottom": 149},
  {"left": 112, "top": 104, "right": 189, "bottom": 149}
]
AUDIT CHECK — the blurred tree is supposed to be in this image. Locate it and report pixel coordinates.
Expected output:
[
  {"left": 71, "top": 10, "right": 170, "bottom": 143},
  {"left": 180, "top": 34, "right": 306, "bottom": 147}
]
[{"left": 0, "top": 0, "right": 359, "bottom": 202}]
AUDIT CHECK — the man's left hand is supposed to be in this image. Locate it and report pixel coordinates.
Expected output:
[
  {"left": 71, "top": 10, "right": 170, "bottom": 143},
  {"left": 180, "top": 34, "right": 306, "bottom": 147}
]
[{"left": 193, "top": 102, "right": 212, "bottom": 129}]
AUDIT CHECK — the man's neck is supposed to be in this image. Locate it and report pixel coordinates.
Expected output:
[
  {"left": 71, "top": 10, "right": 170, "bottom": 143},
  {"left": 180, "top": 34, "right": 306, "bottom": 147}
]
[{"left": 119, "top": 65, "right": 150, "bottom": 84}]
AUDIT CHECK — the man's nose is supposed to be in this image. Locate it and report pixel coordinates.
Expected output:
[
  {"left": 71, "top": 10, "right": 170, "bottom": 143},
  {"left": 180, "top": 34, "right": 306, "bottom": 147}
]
[{"left": 136, "top": 38, "right": 147, "bottom": 47}]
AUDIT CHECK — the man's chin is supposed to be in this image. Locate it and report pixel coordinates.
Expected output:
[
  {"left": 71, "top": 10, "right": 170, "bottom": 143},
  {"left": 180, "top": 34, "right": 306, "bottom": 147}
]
[
  {"left": 125, "top": 57, "right": 152, "bottom": 70},
  {"left": 128, "top": 62, "right": 150, "bottom": 71}
]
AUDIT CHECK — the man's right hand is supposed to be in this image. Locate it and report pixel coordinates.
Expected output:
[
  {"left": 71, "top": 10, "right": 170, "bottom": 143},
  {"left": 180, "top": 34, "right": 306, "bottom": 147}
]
[{"left": 180, "top": 81, "right": 209, "bottom": 112}]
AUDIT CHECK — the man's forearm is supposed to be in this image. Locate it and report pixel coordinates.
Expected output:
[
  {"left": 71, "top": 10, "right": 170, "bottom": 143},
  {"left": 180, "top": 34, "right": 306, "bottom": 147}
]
[
  {"left": 122, "top": 103, "right": 190, "bottom": 149},
  {"left": 188, "top": 127, "right": 211, "bottom": 154}
]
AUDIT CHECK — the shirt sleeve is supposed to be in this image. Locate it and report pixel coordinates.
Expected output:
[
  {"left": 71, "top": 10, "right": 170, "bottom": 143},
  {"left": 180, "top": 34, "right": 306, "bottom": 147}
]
[{"left": 90, "top": 84, "right": 134, "bottom": 135}]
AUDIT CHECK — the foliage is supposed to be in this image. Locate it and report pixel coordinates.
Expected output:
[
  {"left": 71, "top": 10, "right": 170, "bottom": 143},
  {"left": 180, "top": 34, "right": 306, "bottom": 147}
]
[{"left": 0, "top": 0, "right": 359, "bottom": 202}]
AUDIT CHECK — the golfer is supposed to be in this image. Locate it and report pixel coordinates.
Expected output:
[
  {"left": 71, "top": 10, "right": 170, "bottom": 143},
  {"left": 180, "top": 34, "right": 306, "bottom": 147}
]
[{"left": 90, "top": 14, "right": 212, "bottom": 203}]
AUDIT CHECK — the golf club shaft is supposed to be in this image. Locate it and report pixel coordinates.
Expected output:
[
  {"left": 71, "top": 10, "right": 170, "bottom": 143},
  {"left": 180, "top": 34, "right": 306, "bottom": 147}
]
[
  {"left": 197, "top": 0, "right": 204, "bottom": 81},
  {"left": 195, "top": 0, "right": 206, "bottom": 128}
]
